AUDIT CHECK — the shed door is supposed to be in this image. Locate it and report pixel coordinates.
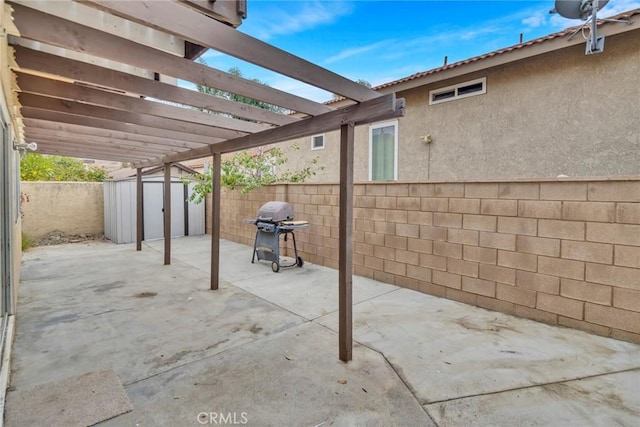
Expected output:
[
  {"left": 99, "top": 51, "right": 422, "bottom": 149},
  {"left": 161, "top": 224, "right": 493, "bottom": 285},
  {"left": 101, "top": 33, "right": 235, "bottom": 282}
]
[{"left": 142, "top": 181, "right": 187, "bottom": 240}]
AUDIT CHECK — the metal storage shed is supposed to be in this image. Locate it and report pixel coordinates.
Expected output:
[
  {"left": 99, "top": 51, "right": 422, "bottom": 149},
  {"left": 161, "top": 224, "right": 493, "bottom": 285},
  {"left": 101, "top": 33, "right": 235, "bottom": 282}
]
[{"left": 104, "top": 165, "right": 204, "bottom": 244}]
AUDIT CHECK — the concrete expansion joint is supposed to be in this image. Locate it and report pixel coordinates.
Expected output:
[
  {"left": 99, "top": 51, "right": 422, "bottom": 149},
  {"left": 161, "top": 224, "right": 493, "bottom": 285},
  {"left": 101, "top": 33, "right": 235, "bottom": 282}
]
[
  {"left": 421, "top": 366, "right": 640, "bottom": 406},
  {"left": 351, "top": 338, "right": 440, "bottom": 426},
  {"left": 307, "top": 287, "right": 401, "bottom": 323}
]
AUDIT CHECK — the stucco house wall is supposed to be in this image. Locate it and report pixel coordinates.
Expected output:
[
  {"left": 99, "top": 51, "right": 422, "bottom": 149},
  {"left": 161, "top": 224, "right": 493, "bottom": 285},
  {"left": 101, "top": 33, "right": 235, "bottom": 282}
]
[{"left": 282, "top": 30, "right": 639, "bottom": 183}]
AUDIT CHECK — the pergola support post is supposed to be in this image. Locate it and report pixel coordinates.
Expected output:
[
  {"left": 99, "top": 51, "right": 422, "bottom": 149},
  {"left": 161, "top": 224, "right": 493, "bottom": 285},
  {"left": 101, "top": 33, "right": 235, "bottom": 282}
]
[
  {"left": 136, "top": 167, "right": 142, "bottom": 251},
  {"left": 210, "top": 152, "right": 221, "bottom": 290},
  {"left": 338, "top": 122, "right": 354, "bottom": 362},
  {"left": 163, "top": 162, "right": 171, "bottom": 265}
]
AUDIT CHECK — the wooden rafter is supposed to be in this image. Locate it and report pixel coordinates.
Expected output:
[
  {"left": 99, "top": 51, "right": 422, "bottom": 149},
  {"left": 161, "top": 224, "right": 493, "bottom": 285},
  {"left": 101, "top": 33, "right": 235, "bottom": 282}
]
[
  {"left": 25, "top": 130, "right": 183, "bottom": 155},
  {"left": 24, "top": 133, "right": 171, "bottom": 157},
  {"left": 6, "top": 0, "right": 407, "bottom": 364},
  {"left": 16, "top": 72, "right": 269, "bottom": 133},
  {"left": 29, "top": 141, "right": 151, "bottom": 162},
  {"left": 23, "top": 119, "right": 206, "bottom": 150},
  {"left": 21, "top": 108, "right": 218, "bottom": 145},
  {"left": 84, "top": 0, "right": 381, "bottom": 102},
  {"left": 19, "top": 93, "right": 246, "bottom": 140},
  {"left": 13, "top": 46, "right": 298, "bottom": 126},
  {"left": 10, "top": 3, "right": 331, "bottom": 116},
  {"left": 134, "top": 94, "right": 405, "bottom": 167},
  {"left": 23, "top": 118, "right": 206, "bottom": 150}
]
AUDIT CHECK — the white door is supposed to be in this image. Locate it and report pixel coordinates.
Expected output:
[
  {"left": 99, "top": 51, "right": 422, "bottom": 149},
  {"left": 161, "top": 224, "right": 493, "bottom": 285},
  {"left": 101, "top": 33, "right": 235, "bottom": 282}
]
[
  {"left": 170, "top": 182, "right": 186, "bottom": 238},
  {"left": 143, "top": 181, "right": 187, "bottom": 240},
  {"left": 143, "top": 182, "right": 164, "bottom": 240}
]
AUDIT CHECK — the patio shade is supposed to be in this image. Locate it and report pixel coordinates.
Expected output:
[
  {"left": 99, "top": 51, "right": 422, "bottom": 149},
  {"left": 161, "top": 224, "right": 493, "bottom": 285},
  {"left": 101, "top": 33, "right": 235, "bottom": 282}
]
[
  {"left": 6, "top": 0, "right": 405, "bottom": 363},
  {"left": 8, "top": 0, "right": 404, "bottom": 165}
]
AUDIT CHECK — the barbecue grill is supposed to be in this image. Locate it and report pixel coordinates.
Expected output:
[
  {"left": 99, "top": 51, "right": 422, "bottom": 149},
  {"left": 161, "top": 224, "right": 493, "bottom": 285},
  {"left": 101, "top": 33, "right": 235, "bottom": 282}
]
[{"left": 244, "top": 201, "right": 309, "bottom": 272}]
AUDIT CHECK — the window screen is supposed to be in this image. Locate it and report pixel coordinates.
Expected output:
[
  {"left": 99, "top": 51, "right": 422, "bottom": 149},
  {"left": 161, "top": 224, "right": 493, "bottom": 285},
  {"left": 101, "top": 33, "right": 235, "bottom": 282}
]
[{"left": 370, "top": 124, "right": 396, "bottom": 181}]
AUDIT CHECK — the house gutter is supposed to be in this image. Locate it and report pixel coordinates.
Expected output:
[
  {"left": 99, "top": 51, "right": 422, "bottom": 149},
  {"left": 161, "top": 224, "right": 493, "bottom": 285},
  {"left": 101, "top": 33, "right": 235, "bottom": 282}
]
[{"left": 325, "top": 13, "right": 639, "bottom": 109}]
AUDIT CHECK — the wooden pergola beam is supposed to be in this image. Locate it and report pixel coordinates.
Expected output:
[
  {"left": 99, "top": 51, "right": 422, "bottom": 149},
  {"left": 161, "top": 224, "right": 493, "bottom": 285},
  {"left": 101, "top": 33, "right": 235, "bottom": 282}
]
[
  {"left": 23, "top": 118, "right": 206, "bottom": 150},
  {"left": 24, "top": 131, "right": 177, "bottom": 156},
  {"left": 18, "top": 93, "right": 244, "bottom": 140},
  {"left": 8, "top": 0, "right": 409, "bottom": 364},
  {"left": 339, "top": 122, "right": 354, "bottom": 362},
  {"left": 134, "top": 94, "right": 405, "bottom": 168},
  {"left": 25, "top": 126, "right": 186, "bottom": 150},
  {"left": 25, "top": 135, "right": 163, "bottom": 158},
  {"left": 21, "top": 108, "right": 218, "bottom": 145},
  {"left": 164, "top": 162, "right": 171, "bottom": 265},
  {"left": 181, "top": 0, "right": 245, "bottom": 28},
  {"left": 136, "top": 167, "right": 143, "bottom": 251},
  {"left": 210, "top": 152, "right": 221, "bottom": 291},
  {"left": 30, "top": 142, "right": 148, "bottom": 162},
  {"left": 13, "top": 46, "right": 297, "bottom": 126},
  {"left": 10, "top": 3, "right": 332, "bottom": 116},
  {"left": 85, "top": 0, "right": 381, "bottom": 102},
  {"left": 16, "top": 72, "right": 270, "bottom": 133}
]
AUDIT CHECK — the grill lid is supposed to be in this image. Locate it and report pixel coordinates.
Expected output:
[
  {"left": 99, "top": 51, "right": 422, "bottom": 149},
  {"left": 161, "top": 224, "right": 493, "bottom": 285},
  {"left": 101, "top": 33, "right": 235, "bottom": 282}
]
[{"left": 257, "top": 201, "right": 294, "bottom": 222}]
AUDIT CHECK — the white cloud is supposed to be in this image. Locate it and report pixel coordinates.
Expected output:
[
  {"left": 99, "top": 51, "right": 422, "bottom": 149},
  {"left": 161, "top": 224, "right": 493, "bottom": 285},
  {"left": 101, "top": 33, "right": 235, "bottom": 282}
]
[
  {"left": 247, "top": 1, "right": 353, "bottom": 40},
  {"left": 549, "top": 13, "right": 574, "bottom": 28},
  {"left": 600, "top": 0, "right": 640, "bottom": 16},
  {"left": 458, "top": 25, "right": 502, "bottom": 40},
  {"left": 324, "top": 40, "right": 395, "bottom": 64},
  {"left": 522, "top": 12, "right": 547, "bottom": 29}
]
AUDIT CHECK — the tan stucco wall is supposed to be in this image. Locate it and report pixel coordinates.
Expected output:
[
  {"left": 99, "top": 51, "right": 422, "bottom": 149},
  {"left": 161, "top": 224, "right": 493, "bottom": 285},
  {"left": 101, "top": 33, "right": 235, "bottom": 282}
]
[
  {"left": 283, "top": 31, "right": 639, "bottom": 182},
  {"left": 21, "top": 182, "right": 104, "bottom": 238}
]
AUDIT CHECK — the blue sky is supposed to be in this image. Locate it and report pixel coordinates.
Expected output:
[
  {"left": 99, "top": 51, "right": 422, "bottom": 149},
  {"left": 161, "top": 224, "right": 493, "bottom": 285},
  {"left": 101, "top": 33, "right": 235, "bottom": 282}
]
[{"left": 199, "top": 0, "right": 639, "bottom": 102}]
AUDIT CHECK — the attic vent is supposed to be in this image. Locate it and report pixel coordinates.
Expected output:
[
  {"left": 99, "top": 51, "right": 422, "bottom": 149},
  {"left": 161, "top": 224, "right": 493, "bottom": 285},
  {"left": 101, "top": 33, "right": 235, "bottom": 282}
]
[{"left": 429, "top": 77, "right": 486, "bottom": 105}]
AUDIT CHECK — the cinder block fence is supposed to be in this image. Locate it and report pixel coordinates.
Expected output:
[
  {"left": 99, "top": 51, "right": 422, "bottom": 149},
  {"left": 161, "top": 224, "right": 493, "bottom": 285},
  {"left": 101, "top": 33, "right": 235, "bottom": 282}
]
[{"left": 212, "top": 178, "right": 640, "bottom": 344}]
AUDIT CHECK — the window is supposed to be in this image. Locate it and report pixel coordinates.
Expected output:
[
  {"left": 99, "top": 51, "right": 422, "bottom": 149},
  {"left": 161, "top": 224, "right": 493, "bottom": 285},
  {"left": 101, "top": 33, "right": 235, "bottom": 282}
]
[
  {"left": 429, "top": 77, "right": 486, "bottom": 105},
  {"left": 311, "top": 134, "right": 324, "bottom": 150},
  {"left": 369, "top": 121, "right": 398, "bottom": 181}
]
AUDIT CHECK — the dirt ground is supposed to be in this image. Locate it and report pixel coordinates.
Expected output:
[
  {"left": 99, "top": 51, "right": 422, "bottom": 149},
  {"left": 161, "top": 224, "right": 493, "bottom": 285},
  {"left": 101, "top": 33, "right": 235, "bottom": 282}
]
[{"left": 32, "top": 230, "right": 108, "bottom": 247}]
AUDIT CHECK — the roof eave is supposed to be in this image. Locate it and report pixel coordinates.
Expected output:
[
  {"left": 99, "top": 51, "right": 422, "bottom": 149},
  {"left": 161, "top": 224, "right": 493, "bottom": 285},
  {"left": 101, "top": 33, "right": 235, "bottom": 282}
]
[{"left": 327, "top": 11, "right": 639, "bottom": 108}]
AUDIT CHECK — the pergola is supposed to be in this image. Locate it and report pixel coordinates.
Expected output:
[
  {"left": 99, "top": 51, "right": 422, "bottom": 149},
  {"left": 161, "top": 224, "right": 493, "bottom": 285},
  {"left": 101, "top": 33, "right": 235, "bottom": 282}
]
[{"left": 7, "top": 0, "right": 405, "bottom": 361}]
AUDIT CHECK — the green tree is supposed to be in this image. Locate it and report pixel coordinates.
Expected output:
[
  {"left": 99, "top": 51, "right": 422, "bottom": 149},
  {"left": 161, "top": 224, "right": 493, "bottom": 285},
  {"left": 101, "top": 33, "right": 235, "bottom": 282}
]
[
  {"left": 21, "top": 153, "right": 107, "bottom": 182},
  {"left": 184, "top": 145, "right": 323, "bottom": 203},
  {"left": 184, "top": 65, "right": 323, "bottom": 201}
]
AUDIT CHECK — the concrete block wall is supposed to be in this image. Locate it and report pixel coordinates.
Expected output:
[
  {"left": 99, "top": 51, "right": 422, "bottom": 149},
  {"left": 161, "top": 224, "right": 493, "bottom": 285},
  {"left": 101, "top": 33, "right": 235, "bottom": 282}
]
[
  {"left": 211, "top": 185, "right": 282, "bottom": 244},
  {"left": 215, "top": 179, "right": 640, "bottom": 344}
]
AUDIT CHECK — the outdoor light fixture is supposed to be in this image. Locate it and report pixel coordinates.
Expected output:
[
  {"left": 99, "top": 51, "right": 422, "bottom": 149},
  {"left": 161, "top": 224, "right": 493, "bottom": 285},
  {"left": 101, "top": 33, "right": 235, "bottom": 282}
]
[{"left": 13, "top": 140, "right": 38, "bottom": 157}]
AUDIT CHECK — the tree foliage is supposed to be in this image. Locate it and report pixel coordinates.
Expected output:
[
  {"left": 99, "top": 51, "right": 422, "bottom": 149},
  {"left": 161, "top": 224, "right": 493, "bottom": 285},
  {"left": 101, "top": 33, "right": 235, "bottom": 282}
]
[
  {"left": 184, "top": 145, "right": 323, "bottom": 203},
  {"left": 184, "top": 65, "right": 324, "bottom": 202},
  {"left": 20, "top": 153, "right": 107, "bottom": 182}
]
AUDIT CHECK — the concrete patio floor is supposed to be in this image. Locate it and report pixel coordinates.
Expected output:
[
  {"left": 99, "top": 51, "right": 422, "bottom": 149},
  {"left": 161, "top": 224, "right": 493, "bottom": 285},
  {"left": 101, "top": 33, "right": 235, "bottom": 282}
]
[{"left": 7, "top": 235, "right": 640, "bottom": 426}]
